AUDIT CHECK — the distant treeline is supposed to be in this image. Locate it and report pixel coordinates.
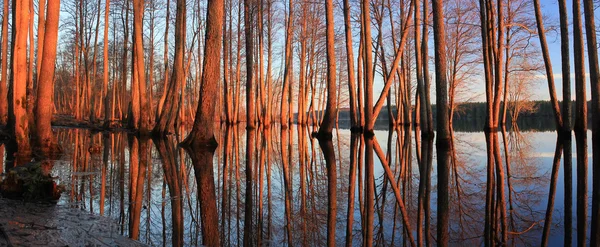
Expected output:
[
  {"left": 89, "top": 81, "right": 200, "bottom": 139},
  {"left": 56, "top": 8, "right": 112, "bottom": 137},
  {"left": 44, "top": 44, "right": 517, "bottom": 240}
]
[{"left": 326, "top": 100, "right": 592, "bottom": 132}]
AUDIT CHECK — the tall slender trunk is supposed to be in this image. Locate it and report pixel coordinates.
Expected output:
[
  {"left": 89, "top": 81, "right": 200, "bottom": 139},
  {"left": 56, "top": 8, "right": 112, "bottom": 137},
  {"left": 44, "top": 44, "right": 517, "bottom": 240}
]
[
  {"left": 103, "top": 0, "right": 111, "bottom": 126},
  {"left": 280, "top": 0, "right": 293, "bottom": 127},
  {"left": 34, "top": 0, "right": 60, "bottom": 151},
  {"left": 342, "top": 0, "right": 357, "bottom": 130},
  {"left": 583, "top": 0, "right": 600, "bottom": 244},
  {"left": 533, "top": 0, "right": 563, "bottom": 130},
  {"left": 9, "top": 0, "right": 30, "bottom": 154},
  {"left": 572, "top": 0, "right": 588, "bottom": 244},
  {"left": 154, "top": 0, "right": 185, "bottom": 135},
  {"left": 244, "top": 0, "right": 255, "bottom": 128},
  {"left": 318, "top": 0, "right": 337, "bottom": 136},
  {"left": 557, "top": 0, "right": 572, "bottom": 245},
  {"left": 133, "top": 0, "right": 150, "bottom": 133},
  {"left": 183, "top": 0, "right": 225, "bottom": 146},
  {"left": 0, "top": 0, "right": 9, "bottom": 125},
  {"left": 35, "top": 0, "right": 45, "bottom": 82},
  {"left": 157, "top": 0, "right": 170, "bottom": 119},
  {"left": 431, "top": 0, "right": 450, "bottom": 245}
]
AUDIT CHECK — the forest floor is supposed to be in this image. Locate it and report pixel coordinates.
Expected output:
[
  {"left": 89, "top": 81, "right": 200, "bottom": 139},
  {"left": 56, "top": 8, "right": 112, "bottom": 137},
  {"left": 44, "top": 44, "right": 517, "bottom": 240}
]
[{"left": 0, "top": 198, "right": 146, "bottom": 246}]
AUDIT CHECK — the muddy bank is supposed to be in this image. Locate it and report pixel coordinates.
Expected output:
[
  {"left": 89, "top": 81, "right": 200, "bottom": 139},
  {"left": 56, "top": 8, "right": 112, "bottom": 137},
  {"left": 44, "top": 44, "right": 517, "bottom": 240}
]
[{"left": 0, "top": 198, "right": 145, "bottom": 246}]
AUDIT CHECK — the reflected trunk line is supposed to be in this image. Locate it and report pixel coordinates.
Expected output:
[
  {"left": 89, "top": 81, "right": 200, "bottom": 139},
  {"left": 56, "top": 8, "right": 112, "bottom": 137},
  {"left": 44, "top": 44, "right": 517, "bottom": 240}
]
[
  {"left": 234, "top": 126, "right": 241, "bottom": 247},
  {"left": 492, "top": 130, "right": 508, "bottom": 244},
  {"left": 575, "top": 126, "right": 588, "bottom": 246},
  {"left": 346, "top": 134, "right": 360, "bottom": 247},
  {"left": 100, "top": 133, "right": 110, "bottom": 216},
  {"left": 221, "top": 126, "right": 232, "bottom": 243},
  {"left": 127, "top": 135, "right": 138, "bottom": 239},
  {"left": 450, "top": 127, "right": 465, "bottom": 236},
  {"left": 484, "top": 130, "right": 495, "bottom": 246},
  {"left": 185, "top": 144, "right": 221, "bottom": 246},
  {"left": 161, "top": 176, "right": 166, "bottom": 246},
  {"left": 417, "top": 130, "right": 433, "bottom": 247},
  {"left": 500, "top": 127, "right": 516, "bottom": 236},
  {"left": 373, "top": 136, "right": 416, "bottom": 247},
  {"left": 243, "top": 128, "right": 255, "bottom": 247},
  {"left": 363, "top": 136, "right": 374, "bottom": 247},
  {"left": 358, "top": 133, "right": 365, "bottom": 242},
  {"left": 266, "top": 127, "right": 273, "bottom": 245},
  {"left": 256, "top": 127, "right": 265, "bottom": 247},
  {"left": 541, "top": 138, "right": 564, "bottom": 246},
  {"left": 119, "top": 133, "right": 126, "bottom": 235},
  {"left": 299, "top": 127, "right": 308, "bottom": 246},
  {"left": 179, "top": 144, "right": 200, "bottom": 230},
  {"left": 280, "top": 128, "right": 294, "bottom": 246},
  {"left": 318, "top": 136, "right": 337, "bottom": 247},
  {"left": 129, "top": 136, "right": 148, "bottom": 240},
  {"left": 153, "top": 137, "right": 184, "bottom": 246}
]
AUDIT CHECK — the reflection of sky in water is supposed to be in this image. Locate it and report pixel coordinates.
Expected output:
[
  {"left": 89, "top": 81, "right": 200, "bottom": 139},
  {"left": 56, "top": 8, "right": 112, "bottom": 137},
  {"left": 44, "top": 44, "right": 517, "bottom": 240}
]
[{"left": 23, "top": 127, "right": 593, "bottom": 246}]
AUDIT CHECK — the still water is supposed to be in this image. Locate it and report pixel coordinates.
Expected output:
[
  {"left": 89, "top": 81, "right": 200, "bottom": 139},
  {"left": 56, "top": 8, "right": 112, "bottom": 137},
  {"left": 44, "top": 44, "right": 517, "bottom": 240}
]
[{"left": 1, "top": 124, "right": 591, "bottom": 246}]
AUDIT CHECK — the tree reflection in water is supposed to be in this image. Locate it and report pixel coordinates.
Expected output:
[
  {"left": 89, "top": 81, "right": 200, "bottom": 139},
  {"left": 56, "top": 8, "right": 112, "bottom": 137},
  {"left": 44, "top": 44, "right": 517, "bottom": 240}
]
[{"left": 1, "top": 124, "right": 587, "bottom": 246}]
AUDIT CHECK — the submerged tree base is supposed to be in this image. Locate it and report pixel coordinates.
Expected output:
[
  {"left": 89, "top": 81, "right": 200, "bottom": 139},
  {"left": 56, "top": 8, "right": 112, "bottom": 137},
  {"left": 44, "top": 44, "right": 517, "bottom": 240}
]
[{"left": 0, "top": 161, "right": 63, "bottom": 202}]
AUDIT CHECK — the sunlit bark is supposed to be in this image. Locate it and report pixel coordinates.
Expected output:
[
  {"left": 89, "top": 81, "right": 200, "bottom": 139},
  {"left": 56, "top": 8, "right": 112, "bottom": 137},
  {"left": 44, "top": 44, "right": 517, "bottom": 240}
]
[
  {"left": 9, "top": 0, "right": 30, "bottom": 154},
  {"left": 34, "top": 0, "right": 60, "bottom": 151},
  {"left": 183, "top": 0, "right": 224, "bottom": 145},
  {"left": 154, "top": 0, "right": 185, "bottom": 135},
  {"left": 584, "top": 0, "right": 600, "bottom": 243},
  {"left": 280, "top": 0, "right": 293, "bottom": 128},
  {"left": 0, "top": 0, "right": 7, "bottom": 125},
  {"left": 573, "top": 0, "right": 588, "bottom": 244},
  {"left": 432, "top": 0, "right": 451, "bottom": 244}
]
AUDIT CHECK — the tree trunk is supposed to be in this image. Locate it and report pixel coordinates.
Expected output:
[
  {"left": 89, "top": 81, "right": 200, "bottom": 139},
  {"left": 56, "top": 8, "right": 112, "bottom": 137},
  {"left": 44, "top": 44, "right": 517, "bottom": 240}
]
[
  {"left": 431, "top": 0, "right": 450, "bottom": 245},
  {"left": 557, "top": 0, "right": 573, "bottom": 245},
  {"left": 583, "top": 0, "right": 600, "bottom": 244},
  {"left": 34, "top": 0, "right": 60, "bottom": 152},
  {"left": 182, "top": 0, "right": 225, "bottom": 146},
  {"left": 154, "top": 0, "right": 185, "bottom": 135},
  {"left": 103, "top": 0, "right": 111, "bottom": 127},
  {"left": 572, "top": 0, "right": 588, "bottom": 244},
  {"left": 342, "top": 0, "right": 357, "bottom": 130},
  {"left": 0, "top": 0, "right": 9, "bottom": 125},
  {"left": 318, "top": 0, "right": 337, "bottom": 136},
  {"left": 132, "top": 0, "right": 150, "bottom": 133},
  {"left": 533, "top": 0, "right": 563, "bottom": 130},
  {"left": 244, "top": 0, "right": 255, "bottom": 128},
  {"left": 280, "top": 0, "right": 293, "bottom": 128},
  {"left": 9, "top": 0, "right": 30, "bottom": 155}
]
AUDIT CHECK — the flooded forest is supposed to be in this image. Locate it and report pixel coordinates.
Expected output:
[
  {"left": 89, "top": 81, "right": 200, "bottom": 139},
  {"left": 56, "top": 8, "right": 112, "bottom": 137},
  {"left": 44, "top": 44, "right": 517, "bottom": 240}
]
[{"left": 0, "top": 0, "right": 599, "bottom": 246}]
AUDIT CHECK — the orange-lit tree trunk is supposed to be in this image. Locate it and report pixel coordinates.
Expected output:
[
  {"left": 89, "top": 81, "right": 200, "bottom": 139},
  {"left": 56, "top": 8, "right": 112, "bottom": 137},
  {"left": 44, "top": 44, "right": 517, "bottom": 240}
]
[
  {"left": 244, "top": 0, "right": 255, "bottom": 128},
  {"left": 584, "top": 0, "right": 600, "bottom": 244},
  {"left": 572, "top": 0, "right": 588, "bottom": 244},
  {"left": 103, "top": 0, "right": 111, "bottom": 127},
  {"left": 154, "top": 0, "right": 185, "bottom": 135},
  {"left": 557, "top": 0, "right": 572, "bottom": 244},
  {"left": 431, "top": 0, "right": 450, "bottom": 245},
  {"left": 9, "top": 0, "right": 30, "bottom": 154},
  {"left": 156, "top": 0, "right": 169, "bottom": 119},
  {"left": 533, "top": 0, "right": 563, "bottom": 130},
  {"left": 297, "top": 0, "right": 307, "bottom": 126},
  {"left": 35, "top": 0, "right": 45, "bottom": 82},
  {"left": 0, "top": 0, "right": 8, "bottom": 125},
  {"left": 183, "top": 0, "right": 225, "bottom": 145},
  {"left": 342, "top": 0, "right": 357, "bottom": 131},
  {"left": 132, "top": 0, "right": 151, "bottom": 133},
  {"left": 280, "top": 0, "right": 293, "bottom": 127},
  {"left": 318, "top": 0, "right": 337, "bottom": 137},
  {"left": 34, "top": 0, "right": 60, "bottom": 151}
]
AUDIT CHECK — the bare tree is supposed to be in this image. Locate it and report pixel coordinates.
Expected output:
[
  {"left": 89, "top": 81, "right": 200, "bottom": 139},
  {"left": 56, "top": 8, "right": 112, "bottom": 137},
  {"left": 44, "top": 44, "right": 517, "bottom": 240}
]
[
  {"left": 9, "top": 0, "right": 31, "bottom": 154},
  {"left": 183, "top": 0, "right": 225, "bottom": 146},
  {"left": 34, "top": 0, "right": 61, "bottom": 151}
]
